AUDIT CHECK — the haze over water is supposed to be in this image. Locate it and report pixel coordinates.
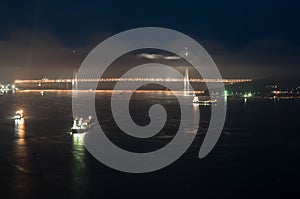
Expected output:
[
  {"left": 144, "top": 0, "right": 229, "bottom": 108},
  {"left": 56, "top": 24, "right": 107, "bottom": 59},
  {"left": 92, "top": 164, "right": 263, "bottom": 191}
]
[{"left": 0, "top": 91, "right": 299, "bottom": 198}]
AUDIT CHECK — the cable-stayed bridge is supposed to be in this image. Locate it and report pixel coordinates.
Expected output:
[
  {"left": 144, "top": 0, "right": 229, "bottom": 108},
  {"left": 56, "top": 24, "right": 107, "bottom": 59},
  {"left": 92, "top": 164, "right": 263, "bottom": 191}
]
[
  {"left": 15, "top": 78, "right": 251, "bottom": 84},
  {"left": 14, "top": 77, "right": 251, "bottom": 92}
]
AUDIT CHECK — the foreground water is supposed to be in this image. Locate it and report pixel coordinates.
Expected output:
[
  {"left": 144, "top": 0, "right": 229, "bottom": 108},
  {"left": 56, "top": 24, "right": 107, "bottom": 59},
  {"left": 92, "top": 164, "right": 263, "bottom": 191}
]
[{"left": 0, "top": 91, "right": 299, "bottom": 198}]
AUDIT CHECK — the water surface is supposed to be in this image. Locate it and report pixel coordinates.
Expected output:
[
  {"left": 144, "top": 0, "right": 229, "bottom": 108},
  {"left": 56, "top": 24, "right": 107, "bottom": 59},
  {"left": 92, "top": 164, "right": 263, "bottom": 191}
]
[{"left": 0, "top": 91, "right": 299, "bottom": 198}]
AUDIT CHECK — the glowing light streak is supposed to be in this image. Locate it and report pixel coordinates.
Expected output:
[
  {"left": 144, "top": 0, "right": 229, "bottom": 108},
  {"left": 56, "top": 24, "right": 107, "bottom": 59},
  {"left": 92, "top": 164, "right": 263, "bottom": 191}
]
[{"left": 15, "top": 78, "right": 252, "bottom": 84}]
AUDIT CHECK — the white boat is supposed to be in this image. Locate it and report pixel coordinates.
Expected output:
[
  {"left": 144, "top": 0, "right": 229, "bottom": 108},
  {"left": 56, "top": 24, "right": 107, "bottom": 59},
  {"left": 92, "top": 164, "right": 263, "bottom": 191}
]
[
  {"left": 193, "top": 96, "right": 217, "bottom": 105},
  {"left": 71, "top": 116, "right": 94, "bottom": 133},
  {"left": 14, "top": 110, "right": 24, "bottom": 120}
]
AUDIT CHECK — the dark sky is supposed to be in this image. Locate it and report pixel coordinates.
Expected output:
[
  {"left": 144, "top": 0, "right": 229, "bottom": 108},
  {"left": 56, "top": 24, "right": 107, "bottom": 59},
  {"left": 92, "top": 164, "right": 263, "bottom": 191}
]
[{"left": 0, "top": 0, "right": 299, "bottom": 83}]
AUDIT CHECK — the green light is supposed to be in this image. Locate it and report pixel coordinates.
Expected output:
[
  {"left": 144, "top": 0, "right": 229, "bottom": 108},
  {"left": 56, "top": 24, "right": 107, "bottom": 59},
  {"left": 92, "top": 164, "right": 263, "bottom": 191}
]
[{"left": 224, "top": 90, "right": 228, "bottom": 96}]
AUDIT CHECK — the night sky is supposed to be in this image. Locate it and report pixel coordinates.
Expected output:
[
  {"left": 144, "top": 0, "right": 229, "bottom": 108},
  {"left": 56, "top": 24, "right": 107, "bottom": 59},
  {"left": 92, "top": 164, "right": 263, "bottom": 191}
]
[{"left": 0, "top": 0, "right": 299, "bottom": 83}]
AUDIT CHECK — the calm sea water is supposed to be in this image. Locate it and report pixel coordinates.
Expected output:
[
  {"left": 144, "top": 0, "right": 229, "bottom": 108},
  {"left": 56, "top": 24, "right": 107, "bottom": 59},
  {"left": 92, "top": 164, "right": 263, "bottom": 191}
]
[{"left": 0, "top": 91, "right": 300, "bottom": 198}]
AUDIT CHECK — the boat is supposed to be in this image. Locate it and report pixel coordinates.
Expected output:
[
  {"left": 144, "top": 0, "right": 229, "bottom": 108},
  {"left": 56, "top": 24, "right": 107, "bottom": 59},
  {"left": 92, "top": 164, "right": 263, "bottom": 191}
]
[
  {"left": 14, "top": 110, "right": 24, "bottom": 120},
  {"left": 71, "top": 116, "right": 94, "bottom": 133},
  {"left": 193, "top": 96, "right": 217, "bottom": 105}
]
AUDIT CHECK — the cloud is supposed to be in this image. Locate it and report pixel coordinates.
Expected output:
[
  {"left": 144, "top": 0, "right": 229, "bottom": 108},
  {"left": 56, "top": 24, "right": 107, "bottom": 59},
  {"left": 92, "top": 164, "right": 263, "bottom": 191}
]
[
  {"left": 0, "top": 29, "right": 299, "bottom": 83},
  {"left": 138, "top": 53, "right": 162, "bottom": 59},
  {"left": 0, "top": 29, "right": 90, "bottom": 82},
  {"left": 164, "top": 56, "right": 181, "bottom": 60},
  {"left": 138, "top": 53, "right": 181, "bottom": 60},
  {"left": 200, "top": 38, "right": 300, "bottom": 79}
]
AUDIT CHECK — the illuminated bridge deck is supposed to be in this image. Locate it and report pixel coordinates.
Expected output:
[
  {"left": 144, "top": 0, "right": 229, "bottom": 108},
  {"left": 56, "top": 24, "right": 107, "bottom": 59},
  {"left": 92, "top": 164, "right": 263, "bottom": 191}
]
[
  {"left": 14, "top": 78, "right": 252, "bottom": 90},
  {"left": 15, "top": 78, "right": 252, "bottom": 84}
]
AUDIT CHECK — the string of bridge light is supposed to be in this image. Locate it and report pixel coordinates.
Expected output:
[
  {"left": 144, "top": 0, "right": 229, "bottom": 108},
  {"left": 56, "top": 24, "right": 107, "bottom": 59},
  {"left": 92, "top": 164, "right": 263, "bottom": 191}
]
[{"left": 15, "top": 78, "right": 252, "bottom": 84}]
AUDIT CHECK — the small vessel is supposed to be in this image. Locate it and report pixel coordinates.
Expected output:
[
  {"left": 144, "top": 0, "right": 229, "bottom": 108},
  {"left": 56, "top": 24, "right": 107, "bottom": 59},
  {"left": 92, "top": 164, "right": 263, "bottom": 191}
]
[
  {"left": 193, "top": 96, "right": 217, "bottom": 105},
  {"left": 71, "top": 116, "right": 94, "bottom": 133},
  {"left": 14, "top": 110, "right": 24, "bottom": 120}
]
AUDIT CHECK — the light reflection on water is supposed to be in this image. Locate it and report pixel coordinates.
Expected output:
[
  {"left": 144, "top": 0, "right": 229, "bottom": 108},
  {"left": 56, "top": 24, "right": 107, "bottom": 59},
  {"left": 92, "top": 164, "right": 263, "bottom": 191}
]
[
  {"left": 15, "top": 118, "right": 25, "bottom": 144},
  {"left": 71, "top": 133, "right": 87, "bottom": 196},
  {"left": 14, "top": 118, "right": 28, "bottom": 174},
  {"left": 0, "top": 91, "right": 298, "bottom": 198},
  {"left": 13, "top": 117, "right": 30, "bottom": 199}
]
